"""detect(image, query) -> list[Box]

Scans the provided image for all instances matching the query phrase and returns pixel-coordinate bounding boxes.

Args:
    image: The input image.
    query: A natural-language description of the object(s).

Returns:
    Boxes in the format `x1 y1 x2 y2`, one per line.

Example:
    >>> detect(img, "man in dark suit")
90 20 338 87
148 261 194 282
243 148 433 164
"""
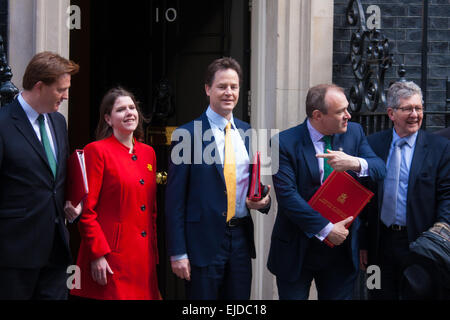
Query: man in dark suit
267 84 386 300
435 127 450 139
165 57 271 299
0 52 80 299
359 81 450 299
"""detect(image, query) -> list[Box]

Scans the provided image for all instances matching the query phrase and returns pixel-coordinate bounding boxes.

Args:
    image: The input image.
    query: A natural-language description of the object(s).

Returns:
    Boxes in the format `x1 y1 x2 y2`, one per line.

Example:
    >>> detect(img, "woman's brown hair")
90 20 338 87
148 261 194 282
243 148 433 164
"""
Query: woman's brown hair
95 87 146 142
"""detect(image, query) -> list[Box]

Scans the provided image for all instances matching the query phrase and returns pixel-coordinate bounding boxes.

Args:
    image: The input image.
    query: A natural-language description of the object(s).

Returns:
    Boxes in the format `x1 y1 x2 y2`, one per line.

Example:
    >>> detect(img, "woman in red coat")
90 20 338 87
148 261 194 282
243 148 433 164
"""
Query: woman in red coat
71 87 160 300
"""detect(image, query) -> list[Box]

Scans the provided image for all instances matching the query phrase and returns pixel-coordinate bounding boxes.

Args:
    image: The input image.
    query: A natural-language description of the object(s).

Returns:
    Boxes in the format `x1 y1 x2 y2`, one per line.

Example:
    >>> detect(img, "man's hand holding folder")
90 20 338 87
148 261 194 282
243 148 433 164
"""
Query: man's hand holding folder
65 150 88 222
246 152 271 210
326 216 353 246
64 201 82 223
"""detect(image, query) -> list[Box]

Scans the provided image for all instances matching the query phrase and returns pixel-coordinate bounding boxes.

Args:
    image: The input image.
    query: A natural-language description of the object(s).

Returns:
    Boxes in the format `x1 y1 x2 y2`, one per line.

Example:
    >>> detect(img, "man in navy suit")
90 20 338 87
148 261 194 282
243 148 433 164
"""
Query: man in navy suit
165 57 271 299
0 52 80 299
359 81 450 299
267 84 386 300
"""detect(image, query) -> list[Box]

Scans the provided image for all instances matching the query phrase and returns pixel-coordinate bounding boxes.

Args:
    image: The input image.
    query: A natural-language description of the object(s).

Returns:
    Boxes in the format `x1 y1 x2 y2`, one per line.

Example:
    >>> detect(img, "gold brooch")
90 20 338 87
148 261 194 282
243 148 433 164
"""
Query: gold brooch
147 164 153 172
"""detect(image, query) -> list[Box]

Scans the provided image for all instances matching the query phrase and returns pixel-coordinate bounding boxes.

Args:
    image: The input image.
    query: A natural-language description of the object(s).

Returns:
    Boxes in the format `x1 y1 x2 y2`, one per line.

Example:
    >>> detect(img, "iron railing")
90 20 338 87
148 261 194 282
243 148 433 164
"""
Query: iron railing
0 35 18 106
346 0 450 135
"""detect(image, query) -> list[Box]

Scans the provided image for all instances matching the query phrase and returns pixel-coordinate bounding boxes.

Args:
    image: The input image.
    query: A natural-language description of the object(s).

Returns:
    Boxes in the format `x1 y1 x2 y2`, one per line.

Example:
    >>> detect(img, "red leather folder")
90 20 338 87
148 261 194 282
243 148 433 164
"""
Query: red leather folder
248 152 262 201
308 171 374 247
66 149 89 207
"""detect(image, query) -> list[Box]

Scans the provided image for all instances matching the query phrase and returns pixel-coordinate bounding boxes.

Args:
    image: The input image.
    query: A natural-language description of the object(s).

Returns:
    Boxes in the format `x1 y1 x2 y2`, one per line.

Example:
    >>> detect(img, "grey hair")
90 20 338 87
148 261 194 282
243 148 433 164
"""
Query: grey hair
386 81 423 109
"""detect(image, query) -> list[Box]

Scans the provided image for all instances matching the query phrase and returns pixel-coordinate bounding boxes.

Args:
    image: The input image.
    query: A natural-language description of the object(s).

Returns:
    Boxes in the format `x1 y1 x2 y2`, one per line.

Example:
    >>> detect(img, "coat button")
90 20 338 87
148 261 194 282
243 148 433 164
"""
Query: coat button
222 212 226 217
132 155 137 161
141 231 147 237
141 205 146 211
140 179 145 185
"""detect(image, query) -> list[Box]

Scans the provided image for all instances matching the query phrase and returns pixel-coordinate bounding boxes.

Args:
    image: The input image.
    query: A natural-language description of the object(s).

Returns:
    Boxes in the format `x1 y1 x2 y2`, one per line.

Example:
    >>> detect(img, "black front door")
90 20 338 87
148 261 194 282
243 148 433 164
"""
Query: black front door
69 0 250 299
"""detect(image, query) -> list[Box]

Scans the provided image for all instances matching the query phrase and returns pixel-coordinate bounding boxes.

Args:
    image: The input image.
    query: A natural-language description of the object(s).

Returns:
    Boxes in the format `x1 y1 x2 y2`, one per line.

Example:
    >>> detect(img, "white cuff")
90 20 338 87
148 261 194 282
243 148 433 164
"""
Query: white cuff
315 222 334 241
354 158 369 177
170 253 189 261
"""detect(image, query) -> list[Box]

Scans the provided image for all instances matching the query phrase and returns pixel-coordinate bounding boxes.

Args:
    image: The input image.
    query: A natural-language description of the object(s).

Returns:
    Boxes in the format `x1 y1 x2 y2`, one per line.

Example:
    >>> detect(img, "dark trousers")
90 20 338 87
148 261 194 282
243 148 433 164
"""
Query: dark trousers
369 225 414 300
277 238 357 300
0 226 69 300
186 225 252 300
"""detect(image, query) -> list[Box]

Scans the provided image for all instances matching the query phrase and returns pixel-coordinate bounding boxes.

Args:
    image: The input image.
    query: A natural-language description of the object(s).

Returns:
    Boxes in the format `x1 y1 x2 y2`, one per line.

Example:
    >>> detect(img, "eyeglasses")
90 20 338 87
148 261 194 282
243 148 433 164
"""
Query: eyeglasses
394 106 424 114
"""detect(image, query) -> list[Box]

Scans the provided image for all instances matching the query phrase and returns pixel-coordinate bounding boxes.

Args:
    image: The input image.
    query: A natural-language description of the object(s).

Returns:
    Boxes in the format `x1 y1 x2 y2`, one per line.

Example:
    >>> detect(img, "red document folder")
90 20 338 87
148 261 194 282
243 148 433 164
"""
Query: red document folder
308 171 374 247
248 152 262 201
66 149 89 207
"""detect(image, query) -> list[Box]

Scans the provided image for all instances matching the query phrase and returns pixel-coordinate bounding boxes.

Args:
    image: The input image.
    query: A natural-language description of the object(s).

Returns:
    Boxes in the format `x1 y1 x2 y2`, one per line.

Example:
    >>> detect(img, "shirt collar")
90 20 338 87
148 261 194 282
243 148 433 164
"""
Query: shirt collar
392 128 418 148
206 106 236 131
18 92 41 124
307 119 325 143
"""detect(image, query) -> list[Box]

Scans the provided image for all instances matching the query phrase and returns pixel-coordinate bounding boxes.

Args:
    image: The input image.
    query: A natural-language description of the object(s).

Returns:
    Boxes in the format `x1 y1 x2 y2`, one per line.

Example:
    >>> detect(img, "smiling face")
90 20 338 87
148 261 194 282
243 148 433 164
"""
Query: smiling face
37 73 71 113
205 68 240 120
316 88 351 135
104 96 139 136
388 94 423 138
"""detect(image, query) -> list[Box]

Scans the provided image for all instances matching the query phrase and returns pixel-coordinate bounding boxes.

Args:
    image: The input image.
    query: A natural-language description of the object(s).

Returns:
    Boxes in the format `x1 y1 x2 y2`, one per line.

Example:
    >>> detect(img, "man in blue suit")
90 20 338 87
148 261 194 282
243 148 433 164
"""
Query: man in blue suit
267 84 386 300
165 57 271 299
359 81 450 299
0 52 81 299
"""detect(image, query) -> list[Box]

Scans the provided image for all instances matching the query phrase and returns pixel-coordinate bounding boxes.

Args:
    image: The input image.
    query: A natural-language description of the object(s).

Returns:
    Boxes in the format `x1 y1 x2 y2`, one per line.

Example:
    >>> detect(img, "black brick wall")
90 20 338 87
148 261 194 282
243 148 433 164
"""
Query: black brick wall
0 0 7 54
333 0 450 130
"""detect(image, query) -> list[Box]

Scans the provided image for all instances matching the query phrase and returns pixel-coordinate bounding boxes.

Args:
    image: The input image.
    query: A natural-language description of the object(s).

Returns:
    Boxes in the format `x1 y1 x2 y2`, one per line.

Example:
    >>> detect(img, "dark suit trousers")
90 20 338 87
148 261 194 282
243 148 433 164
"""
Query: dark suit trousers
0 224 68 300
277 238 357 300
369 225 414 300
186 224 252 300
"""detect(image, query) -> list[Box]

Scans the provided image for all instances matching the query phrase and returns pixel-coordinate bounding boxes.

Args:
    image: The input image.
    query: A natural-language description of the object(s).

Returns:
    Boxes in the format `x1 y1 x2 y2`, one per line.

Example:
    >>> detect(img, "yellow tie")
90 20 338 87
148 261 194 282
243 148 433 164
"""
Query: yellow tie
224 122 236 222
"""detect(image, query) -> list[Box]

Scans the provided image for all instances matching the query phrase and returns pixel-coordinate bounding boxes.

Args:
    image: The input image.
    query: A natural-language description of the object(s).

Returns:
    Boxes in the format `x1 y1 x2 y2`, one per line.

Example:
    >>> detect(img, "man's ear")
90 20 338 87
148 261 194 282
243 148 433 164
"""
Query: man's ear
33 81 44 93
205 84 211 97
386 107 395 121
311 109 323 121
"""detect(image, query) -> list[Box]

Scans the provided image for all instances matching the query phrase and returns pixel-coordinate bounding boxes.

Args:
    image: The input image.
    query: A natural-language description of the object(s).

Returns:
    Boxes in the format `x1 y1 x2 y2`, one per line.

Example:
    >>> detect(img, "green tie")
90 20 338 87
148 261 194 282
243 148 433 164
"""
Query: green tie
38 114 57 178
322 135 333 182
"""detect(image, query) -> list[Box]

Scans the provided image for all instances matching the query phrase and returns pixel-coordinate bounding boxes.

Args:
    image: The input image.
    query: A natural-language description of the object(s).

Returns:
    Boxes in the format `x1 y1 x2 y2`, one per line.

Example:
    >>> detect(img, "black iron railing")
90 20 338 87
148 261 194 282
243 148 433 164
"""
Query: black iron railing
0 35 18 106
346 0 450 134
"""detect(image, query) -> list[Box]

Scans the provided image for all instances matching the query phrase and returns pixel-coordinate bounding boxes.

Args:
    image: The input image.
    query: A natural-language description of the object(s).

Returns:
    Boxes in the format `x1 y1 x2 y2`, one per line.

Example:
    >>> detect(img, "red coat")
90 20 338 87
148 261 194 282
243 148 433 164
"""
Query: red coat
71 135 160 300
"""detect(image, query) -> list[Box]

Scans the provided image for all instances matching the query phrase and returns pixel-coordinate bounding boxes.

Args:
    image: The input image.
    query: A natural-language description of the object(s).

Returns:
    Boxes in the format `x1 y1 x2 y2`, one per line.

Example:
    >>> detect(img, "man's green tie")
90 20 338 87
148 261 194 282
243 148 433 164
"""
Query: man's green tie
38 114 57 178
322 135 333 182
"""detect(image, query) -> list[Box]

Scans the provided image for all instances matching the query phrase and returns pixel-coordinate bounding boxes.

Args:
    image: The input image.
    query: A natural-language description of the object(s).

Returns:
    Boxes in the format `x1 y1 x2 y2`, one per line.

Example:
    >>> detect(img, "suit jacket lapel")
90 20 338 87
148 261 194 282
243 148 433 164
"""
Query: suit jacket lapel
407 130 427 201
200 112 226 185
377 130 393 209
299 122 321 184
380 130 393 163
10 100 53 174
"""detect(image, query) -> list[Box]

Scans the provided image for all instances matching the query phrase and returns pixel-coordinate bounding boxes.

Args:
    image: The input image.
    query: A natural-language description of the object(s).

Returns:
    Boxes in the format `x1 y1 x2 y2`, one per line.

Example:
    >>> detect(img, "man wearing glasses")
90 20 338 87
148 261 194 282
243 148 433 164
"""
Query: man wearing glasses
359 81 450 299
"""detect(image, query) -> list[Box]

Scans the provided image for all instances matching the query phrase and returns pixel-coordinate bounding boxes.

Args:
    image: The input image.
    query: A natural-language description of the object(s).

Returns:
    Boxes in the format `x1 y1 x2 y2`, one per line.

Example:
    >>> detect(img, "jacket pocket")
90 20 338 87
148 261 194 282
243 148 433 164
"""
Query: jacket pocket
111 223 122 252
0 208 27 219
